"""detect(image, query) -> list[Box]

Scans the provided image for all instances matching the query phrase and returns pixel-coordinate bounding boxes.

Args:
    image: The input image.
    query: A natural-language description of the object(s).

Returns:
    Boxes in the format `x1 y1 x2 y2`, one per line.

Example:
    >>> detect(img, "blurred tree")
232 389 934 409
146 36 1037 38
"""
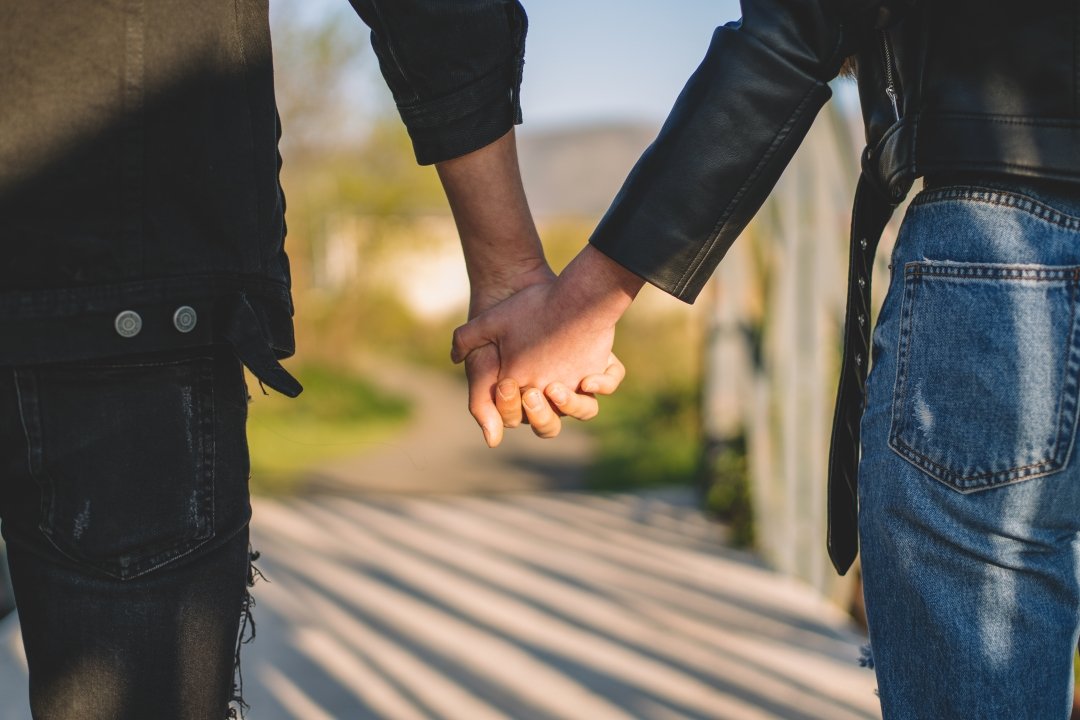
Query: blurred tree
271 0 372 156
269 1 457 368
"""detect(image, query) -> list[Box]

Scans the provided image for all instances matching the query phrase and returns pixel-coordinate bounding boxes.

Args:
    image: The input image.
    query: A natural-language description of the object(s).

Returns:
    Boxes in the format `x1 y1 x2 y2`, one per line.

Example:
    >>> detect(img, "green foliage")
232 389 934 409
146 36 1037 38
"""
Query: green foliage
332 123 449 217
284 123 448 227
586 383 700 492
278 121 463 372
246 363 411 495
702 436 755 548
275 364 408 421
272 0 374 154
573 259 708 496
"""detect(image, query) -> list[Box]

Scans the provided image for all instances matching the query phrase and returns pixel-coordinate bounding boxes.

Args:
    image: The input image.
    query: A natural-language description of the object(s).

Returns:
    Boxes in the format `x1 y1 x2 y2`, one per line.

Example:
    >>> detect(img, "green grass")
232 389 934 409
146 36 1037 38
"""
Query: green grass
246 364 411 495
701 435 755 548
584 384 756 548
585 383 701 492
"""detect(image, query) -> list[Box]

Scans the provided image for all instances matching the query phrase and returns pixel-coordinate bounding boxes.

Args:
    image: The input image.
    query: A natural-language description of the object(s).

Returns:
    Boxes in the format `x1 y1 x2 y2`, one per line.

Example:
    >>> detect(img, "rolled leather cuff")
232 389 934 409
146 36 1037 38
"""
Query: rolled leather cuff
589 24 831 304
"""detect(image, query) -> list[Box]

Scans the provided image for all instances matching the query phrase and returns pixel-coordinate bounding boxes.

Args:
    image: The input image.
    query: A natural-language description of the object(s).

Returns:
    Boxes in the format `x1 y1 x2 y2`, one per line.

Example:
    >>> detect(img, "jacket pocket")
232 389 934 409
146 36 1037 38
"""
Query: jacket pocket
15 354 216 580
888 261 1080 492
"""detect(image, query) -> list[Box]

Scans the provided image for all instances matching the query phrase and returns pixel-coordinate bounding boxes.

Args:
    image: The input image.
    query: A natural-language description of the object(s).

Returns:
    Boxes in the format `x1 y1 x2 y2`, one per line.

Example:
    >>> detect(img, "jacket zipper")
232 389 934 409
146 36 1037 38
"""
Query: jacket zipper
879 30 901 122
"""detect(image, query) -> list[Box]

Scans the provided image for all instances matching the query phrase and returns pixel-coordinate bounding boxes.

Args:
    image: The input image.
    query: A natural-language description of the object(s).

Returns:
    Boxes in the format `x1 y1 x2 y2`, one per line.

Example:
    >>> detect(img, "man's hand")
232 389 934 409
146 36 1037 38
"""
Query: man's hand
452 244 643 446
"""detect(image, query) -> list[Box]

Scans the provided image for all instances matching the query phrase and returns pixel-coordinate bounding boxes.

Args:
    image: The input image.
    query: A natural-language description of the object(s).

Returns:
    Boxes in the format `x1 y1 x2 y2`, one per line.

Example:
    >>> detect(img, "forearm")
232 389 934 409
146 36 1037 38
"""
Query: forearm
435 128 552 315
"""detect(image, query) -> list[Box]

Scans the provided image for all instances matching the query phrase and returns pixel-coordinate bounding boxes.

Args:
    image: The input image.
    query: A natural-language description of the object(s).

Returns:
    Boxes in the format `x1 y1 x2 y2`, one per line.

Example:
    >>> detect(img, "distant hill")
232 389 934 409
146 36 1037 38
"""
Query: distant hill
517 123 659 220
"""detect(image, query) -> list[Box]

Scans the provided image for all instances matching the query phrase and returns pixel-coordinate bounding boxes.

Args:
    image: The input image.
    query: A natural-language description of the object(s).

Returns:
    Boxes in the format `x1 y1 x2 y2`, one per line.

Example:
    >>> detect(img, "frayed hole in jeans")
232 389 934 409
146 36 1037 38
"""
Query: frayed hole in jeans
858 644 880 697
227 547 266 719
858 642 875 669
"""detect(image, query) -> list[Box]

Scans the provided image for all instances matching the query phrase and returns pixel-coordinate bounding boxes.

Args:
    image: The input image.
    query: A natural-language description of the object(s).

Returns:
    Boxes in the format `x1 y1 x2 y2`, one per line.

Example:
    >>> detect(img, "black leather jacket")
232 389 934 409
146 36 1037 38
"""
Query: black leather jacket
589 0 1080 302
0 0 525 393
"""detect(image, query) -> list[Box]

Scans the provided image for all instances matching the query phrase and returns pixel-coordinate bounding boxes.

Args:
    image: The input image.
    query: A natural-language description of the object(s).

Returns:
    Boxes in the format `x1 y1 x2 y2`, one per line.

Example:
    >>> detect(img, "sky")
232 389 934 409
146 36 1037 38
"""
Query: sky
514 1 742 128
275 0 743 131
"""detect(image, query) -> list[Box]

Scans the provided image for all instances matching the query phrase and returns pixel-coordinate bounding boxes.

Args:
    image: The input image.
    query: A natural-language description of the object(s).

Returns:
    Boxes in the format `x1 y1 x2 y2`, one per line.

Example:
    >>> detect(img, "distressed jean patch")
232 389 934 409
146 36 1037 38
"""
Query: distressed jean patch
888 261 1080 492
14 354 216 579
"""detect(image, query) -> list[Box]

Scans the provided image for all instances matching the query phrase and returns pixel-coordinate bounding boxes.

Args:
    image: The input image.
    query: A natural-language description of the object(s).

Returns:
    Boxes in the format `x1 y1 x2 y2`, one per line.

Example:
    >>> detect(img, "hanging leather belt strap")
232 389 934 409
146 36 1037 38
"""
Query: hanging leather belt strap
827 166 898 574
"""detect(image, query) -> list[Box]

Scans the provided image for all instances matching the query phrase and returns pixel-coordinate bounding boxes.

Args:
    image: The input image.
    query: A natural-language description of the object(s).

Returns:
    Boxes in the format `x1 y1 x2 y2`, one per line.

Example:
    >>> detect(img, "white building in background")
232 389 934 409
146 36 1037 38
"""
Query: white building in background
315 214 470 321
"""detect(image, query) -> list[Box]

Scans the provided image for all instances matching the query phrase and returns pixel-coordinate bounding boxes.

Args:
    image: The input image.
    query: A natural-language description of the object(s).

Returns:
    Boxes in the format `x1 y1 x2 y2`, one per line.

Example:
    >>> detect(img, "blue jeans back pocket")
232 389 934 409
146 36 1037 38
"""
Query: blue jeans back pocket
15 355 216 579
888 261 1080 492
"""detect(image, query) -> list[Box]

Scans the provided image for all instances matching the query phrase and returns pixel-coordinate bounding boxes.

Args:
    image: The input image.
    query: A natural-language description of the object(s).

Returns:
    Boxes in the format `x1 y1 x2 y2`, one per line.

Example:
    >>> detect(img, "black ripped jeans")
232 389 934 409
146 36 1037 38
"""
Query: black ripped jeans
0 346 253 719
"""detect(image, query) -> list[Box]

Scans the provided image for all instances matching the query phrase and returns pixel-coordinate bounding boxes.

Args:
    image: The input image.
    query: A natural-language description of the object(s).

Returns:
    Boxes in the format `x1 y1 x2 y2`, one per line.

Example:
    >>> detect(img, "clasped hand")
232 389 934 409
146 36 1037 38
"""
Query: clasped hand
451 246 637 447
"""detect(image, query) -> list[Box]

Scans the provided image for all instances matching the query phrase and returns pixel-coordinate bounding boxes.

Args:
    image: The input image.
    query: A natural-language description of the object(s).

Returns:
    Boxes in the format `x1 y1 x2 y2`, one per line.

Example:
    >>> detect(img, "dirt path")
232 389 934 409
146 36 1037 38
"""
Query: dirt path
302 357 594 495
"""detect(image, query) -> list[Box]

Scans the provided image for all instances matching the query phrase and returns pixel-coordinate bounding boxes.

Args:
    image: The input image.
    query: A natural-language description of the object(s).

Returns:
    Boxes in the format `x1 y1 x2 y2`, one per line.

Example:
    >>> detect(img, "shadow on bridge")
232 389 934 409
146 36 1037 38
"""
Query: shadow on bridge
0 490 878 719
237 490 878 720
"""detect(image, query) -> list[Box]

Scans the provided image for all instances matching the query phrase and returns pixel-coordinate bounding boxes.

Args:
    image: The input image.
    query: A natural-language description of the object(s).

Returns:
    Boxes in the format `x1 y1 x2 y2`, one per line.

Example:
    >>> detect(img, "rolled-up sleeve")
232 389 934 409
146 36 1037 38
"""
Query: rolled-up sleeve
347 0 527 165
588 0 890 303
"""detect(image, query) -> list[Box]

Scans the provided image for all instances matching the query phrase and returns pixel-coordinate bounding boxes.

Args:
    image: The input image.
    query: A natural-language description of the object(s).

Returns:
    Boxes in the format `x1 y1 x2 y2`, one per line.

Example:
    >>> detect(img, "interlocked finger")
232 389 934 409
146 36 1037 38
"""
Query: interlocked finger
545 382 600 421
521 387 561 438
580 353 626 395
495 378 524 428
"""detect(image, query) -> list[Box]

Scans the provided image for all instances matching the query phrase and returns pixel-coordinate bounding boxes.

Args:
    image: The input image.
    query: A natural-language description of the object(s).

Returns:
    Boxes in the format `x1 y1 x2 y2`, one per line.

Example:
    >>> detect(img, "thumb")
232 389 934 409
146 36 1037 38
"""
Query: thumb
451 311 498 364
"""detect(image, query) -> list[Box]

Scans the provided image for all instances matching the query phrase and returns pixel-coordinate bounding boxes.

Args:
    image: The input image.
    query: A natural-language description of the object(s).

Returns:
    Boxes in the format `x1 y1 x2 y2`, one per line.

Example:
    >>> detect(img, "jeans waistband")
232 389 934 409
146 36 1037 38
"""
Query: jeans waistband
922 173 1080 216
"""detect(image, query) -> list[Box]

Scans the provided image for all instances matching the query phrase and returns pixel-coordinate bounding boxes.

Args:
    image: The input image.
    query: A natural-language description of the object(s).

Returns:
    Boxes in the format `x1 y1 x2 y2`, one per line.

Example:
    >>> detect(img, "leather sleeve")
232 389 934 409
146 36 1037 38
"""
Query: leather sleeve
346 0 527 165
589 1 889 303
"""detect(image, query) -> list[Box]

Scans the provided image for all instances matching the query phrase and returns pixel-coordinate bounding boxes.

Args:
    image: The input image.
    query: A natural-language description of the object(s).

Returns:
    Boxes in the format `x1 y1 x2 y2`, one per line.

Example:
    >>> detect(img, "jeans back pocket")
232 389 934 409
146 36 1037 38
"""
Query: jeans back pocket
15 355 216 579
889 262 1080 492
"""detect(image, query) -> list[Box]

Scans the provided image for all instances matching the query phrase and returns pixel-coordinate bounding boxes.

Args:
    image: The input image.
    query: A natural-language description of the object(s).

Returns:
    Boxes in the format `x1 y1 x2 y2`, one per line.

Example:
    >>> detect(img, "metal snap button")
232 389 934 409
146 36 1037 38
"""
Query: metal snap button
173 306 198 334
114 310 142 338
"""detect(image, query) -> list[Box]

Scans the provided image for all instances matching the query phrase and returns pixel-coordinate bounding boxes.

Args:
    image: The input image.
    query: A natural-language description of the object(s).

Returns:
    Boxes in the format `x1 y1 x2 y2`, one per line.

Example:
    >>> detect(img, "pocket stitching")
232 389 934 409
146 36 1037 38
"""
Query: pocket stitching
887 261 1080 491
912 186 1080 232
17 357 217 580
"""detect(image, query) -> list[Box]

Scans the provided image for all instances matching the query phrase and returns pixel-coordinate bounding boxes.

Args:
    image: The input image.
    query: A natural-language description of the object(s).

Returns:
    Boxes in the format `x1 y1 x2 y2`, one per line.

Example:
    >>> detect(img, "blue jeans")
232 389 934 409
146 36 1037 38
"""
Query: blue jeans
860 179 1080 719
0 347 254 719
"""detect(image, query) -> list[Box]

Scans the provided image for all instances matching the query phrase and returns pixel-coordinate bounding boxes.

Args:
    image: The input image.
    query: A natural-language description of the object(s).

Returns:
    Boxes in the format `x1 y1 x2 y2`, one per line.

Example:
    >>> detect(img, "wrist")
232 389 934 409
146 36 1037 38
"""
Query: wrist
556 244 643 327
468 255 555 317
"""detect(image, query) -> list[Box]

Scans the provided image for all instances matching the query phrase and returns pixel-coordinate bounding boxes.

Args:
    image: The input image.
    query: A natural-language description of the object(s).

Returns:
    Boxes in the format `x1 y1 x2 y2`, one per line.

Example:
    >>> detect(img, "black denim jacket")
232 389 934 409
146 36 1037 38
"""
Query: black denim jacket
0 0 525 394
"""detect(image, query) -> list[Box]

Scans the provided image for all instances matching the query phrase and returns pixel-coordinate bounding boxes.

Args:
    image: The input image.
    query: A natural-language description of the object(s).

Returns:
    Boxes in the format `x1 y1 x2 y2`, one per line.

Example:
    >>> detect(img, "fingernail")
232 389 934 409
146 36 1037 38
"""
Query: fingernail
582 382 596 393
497 380 516 400
482 424 496 447
524 390 543 410
548 385 568 405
